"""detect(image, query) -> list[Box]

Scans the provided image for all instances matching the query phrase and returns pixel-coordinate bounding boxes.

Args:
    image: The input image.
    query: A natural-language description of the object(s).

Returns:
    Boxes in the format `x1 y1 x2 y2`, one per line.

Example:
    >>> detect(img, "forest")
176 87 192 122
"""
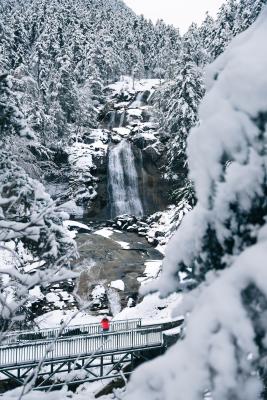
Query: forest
1 0 267 399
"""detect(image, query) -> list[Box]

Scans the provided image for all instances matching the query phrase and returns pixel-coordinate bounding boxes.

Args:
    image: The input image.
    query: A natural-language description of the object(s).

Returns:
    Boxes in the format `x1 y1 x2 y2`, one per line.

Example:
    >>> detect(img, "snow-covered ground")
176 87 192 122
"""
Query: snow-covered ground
35 309 101 329
4 382 114 400
114 291 182 325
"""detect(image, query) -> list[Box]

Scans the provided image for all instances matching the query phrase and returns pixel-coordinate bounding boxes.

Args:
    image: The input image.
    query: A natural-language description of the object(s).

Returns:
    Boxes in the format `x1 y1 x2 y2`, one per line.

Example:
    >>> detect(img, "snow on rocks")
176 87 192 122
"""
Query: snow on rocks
104 76 163 154
110 280 125 291
67 142 95 171
65 129 108 207
84 129 109 149
107 76 161 97
116 241 130 249
127 108 143 118
112 127 131 137
94 227 113 238
63 220 92 238
106 203 191 251
59 200 84 218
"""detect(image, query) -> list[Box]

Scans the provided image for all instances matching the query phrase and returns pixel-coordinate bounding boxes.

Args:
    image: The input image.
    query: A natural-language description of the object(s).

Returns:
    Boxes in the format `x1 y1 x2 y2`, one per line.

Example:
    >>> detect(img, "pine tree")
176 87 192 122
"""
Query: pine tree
0 71 76 330
125 8 267 400
210 0 239 58
234 0 267 34
182 23 208 67
157 59 204 206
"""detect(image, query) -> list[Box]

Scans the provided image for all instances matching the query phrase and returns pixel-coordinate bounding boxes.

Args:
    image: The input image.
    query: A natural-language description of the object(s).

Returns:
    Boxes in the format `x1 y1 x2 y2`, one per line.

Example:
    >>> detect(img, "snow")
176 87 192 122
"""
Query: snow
46 292 60 302
110 280 125 291
63 220 91 238
112 127 131 137
116 241 130 249
63 220 91 231
4 383 113 400
143 260 161 281
35 310 100 329
146 7 267 297
115 292 182 325
67 142 94 170
59 200 84 218
127 108 142 117
108 76 160 95
94 227 113 238
146 204 191 253
126 242 267 400
124 8 267 400
91 284 106 299
88 129 109 151
29 286 44 300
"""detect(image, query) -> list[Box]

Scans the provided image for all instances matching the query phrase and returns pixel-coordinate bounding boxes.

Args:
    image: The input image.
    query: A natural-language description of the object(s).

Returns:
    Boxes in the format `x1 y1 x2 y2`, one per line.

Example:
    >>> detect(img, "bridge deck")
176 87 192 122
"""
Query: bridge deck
0 325 163 368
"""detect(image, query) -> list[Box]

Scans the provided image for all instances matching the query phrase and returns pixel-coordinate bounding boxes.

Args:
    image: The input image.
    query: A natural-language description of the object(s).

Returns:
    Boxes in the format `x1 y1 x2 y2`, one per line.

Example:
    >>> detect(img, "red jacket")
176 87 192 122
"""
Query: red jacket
101 318 110 331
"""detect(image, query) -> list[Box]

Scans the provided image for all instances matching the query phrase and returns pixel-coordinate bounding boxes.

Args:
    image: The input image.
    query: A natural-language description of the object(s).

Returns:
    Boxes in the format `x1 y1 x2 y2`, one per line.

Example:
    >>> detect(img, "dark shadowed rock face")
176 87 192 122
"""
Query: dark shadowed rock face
133 144 169 216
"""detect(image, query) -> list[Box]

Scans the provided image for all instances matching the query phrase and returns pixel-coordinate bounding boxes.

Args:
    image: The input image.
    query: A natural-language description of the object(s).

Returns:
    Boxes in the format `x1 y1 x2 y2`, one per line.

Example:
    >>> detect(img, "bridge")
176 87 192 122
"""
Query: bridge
0 318 182 391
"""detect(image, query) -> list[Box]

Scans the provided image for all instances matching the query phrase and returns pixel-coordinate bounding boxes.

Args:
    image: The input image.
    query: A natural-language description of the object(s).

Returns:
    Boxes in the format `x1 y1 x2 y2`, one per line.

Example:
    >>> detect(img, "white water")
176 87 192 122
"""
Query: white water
108 111 116 129
130 92 144 108
108 140 143 218
119 111 126 127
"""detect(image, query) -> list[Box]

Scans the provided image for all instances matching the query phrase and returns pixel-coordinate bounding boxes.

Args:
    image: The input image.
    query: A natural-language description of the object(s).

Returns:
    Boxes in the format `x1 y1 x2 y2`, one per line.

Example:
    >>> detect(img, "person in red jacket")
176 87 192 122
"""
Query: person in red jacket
101 315 110 333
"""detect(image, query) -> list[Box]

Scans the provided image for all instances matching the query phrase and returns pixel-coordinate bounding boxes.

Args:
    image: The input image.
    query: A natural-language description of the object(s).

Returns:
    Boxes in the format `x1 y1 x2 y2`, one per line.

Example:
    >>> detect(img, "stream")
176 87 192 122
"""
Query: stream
73 225 163 312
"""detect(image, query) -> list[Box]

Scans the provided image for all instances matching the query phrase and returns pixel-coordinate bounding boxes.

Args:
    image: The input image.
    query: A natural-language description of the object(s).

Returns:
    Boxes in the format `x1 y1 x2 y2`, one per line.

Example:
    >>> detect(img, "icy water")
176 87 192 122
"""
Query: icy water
108 140 143 218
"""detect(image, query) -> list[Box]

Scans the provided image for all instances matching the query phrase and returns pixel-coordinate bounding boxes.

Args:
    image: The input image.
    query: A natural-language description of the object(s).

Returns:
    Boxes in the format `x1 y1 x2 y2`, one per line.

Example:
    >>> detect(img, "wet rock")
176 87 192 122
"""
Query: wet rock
143 145 161 163
74 229 163 310
132 133 157 149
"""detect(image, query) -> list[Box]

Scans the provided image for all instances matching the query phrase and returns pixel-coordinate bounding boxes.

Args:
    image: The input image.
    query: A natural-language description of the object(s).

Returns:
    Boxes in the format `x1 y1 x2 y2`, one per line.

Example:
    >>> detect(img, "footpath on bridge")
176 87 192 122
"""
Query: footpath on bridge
0 318 183 391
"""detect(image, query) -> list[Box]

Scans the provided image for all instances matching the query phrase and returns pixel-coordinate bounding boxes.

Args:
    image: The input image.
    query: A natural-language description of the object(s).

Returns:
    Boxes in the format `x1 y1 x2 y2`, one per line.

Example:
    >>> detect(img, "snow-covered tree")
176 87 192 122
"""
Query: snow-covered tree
182 23 208 67
0 72 76 331
125 7 267 400
234 0 267 34
156 59 204 206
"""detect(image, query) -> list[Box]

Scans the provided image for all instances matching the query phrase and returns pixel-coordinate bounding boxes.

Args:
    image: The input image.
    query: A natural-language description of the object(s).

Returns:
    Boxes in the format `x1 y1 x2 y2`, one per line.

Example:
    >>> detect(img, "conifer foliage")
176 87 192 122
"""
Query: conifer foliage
0 0 181 149
156 0 267 208
126 6 267 400
0 72 76 330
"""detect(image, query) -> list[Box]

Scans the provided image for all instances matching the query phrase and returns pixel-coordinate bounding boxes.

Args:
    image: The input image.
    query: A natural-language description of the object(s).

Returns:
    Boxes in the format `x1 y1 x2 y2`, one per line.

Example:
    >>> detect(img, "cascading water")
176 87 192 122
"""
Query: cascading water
130 92 144 108
108 111 116 129
108 140 143 218
119 110 126 127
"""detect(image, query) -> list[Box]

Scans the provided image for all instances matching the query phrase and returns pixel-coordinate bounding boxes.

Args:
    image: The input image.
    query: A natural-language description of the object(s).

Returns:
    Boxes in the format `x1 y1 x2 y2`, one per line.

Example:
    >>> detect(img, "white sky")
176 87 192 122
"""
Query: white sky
124 0 225 34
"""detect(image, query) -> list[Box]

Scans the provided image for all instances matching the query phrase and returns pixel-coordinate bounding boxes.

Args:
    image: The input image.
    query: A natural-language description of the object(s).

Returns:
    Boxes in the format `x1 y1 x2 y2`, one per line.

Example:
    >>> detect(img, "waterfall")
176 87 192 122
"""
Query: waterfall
130 92 144 108
119 111 126 127
108 140 143 218
108 111 116 130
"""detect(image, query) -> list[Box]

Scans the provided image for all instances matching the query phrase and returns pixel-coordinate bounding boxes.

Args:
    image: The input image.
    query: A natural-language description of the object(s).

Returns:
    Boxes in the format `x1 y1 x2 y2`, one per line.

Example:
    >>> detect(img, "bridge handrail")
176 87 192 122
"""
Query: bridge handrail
0 324 163 350
1 318 142 345
0 326 163 367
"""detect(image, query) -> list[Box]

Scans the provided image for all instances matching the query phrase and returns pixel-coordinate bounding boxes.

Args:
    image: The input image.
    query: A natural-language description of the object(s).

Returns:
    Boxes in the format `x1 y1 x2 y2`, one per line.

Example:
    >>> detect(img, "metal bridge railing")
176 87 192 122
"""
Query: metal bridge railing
0 326 163 367
1 318 141 345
